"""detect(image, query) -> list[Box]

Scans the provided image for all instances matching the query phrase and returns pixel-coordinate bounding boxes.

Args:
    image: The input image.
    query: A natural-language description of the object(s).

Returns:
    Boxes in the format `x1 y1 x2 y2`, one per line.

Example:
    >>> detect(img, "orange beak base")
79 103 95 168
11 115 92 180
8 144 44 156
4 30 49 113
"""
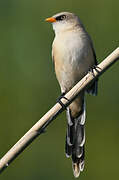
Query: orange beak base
45 17 56 23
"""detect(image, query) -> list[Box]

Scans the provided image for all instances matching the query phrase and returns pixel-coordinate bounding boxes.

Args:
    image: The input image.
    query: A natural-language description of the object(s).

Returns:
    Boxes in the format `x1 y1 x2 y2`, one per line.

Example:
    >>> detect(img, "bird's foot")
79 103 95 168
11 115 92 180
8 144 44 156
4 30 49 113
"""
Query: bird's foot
56 92 69 110
88 65 101 77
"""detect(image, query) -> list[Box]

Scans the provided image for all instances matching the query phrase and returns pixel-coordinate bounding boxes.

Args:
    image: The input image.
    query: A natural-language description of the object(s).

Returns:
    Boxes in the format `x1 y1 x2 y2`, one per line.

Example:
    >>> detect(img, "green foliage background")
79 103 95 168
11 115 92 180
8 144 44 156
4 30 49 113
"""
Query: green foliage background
0 0 119 179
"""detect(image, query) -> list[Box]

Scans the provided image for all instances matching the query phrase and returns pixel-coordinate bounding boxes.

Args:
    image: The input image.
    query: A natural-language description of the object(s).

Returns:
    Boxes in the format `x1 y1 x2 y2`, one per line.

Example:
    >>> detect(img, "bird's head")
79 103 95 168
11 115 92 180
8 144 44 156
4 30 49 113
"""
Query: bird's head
45 12 83 34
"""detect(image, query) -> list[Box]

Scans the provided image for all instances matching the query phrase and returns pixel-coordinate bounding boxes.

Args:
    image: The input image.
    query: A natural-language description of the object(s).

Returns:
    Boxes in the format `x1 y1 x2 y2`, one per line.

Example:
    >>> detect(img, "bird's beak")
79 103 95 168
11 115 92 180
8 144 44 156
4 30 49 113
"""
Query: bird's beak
45 17 56 23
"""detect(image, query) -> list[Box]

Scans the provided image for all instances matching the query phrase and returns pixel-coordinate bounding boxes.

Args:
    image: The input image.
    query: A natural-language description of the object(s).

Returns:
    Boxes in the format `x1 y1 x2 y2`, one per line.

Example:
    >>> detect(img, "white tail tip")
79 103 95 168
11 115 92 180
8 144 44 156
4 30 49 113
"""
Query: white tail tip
72 163 80 178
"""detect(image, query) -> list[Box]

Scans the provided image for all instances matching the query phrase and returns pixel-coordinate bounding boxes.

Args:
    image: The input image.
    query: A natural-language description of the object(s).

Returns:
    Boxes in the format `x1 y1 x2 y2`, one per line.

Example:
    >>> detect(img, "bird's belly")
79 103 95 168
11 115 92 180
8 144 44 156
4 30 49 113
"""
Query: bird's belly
55 53 91 92
56 64 82 92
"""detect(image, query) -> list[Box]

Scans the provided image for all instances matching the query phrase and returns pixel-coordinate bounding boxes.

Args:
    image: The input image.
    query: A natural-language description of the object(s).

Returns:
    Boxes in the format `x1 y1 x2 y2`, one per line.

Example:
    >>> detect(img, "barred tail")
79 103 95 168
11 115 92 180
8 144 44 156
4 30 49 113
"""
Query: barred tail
65 101 86 178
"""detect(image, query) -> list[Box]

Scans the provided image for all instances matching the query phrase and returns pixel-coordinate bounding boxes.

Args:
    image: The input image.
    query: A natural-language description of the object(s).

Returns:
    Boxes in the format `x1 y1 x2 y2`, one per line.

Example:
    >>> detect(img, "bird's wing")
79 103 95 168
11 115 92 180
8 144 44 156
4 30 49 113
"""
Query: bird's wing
91 44 98 65
88 33 98 65
86 34 98 96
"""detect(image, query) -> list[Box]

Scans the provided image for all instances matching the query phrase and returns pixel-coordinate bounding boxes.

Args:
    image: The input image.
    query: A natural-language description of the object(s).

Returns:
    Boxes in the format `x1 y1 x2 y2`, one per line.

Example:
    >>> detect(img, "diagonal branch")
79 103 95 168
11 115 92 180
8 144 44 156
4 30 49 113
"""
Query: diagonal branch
0 48 119 174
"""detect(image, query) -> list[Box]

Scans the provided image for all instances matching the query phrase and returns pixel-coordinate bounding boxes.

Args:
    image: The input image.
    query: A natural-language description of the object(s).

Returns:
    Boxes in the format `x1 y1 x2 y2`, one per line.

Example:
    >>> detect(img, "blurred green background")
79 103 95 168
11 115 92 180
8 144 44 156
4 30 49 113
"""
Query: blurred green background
0 0 119 179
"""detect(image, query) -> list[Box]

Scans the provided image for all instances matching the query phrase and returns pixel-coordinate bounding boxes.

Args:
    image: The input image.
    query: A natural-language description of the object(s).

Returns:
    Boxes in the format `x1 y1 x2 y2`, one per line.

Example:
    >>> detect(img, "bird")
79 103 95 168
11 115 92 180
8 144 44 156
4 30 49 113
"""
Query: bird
45 12 98 178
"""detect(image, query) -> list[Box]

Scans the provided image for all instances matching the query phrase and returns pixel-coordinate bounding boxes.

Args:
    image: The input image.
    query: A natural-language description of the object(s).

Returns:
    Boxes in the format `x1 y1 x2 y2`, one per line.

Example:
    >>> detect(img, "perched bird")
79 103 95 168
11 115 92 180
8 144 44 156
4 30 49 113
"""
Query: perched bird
45 12 98 178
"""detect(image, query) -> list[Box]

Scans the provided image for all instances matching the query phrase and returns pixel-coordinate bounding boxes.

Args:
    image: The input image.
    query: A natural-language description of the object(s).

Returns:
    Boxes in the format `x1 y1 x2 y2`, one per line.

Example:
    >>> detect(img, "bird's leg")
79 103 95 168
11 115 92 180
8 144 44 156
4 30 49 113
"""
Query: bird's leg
57 92 70 110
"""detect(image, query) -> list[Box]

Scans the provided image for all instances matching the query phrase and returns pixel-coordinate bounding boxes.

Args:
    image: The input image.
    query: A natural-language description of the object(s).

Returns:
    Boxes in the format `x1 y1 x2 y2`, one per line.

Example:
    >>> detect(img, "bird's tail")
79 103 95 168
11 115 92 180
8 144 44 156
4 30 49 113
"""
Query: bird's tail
65 97 86 178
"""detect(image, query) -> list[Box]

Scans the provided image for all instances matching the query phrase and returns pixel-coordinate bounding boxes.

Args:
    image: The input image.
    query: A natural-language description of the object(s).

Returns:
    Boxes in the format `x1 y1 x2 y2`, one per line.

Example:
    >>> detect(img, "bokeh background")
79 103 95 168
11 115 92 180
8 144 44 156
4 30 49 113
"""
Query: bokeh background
0 0 119 179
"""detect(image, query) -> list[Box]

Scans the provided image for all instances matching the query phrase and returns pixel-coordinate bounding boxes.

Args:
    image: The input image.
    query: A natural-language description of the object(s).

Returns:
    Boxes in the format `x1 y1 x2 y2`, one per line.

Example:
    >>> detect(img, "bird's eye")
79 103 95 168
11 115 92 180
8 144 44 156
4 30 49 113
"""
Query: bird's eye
61 15 66 20
56 15 66 21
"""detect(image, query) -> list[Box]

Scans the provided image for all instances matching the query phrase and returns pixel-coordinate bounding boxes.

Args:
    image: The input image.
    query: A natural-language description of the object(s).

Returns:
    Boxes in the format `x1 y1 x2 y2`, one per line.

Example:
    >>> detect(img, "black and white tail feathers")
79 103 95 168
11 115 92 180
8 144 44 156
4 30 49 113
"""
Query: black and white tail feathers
65 102 86 178
65 80 98 178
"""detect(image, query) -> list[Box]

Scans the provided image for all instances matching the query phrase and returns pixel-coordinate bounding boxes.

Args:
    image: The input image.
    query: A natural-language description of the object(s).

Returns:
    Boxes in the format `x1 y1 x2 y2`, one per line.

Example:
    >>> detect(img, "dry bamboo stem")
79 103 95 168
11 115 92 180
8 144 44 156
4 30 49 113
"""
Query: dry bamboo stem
0 48 119 174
